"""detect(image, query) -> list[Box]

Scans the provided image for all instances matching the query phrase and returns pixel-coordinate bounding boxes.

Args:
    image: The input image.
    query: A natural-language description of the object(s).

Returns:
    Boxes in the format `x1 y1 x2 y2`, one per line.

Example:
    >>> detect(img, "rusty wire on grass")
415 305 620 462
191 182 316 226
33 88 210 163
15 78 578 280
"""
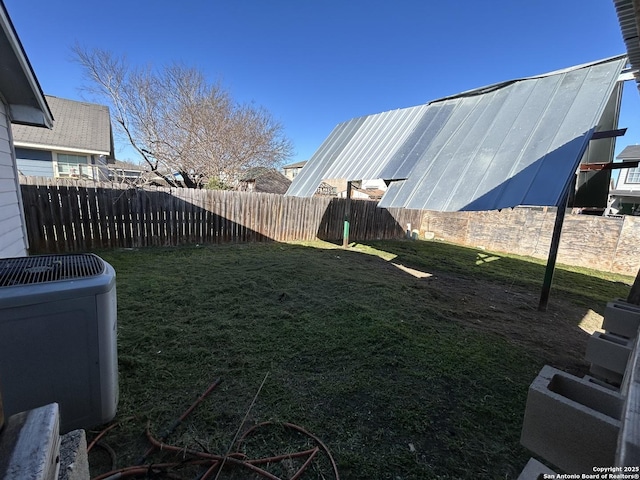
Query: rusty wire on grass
237 422 340 480
88 377 340 480
137 378 223 465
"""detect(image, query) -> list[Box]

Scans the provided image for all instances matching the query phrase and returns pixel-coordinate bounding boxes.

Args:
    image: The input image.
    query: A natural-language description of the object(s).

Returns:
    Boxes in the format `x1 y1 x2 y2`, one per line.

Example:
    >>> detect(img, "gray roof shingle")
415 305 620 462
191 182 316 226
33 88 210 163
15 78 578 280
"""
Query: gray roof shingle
238 167 291 194
617 145 640 160
12 95 113 157
283 160 308 169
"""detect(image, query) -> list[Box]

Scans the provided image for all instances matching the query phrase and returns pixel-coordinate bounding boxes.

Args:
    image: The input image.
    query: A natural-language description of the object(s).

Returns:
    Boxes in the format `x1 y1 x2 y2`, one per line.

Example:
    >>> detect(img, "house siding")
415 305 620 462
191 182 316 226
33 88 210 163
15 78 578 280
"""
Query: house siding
618 167 640 191
0 102 28 258
14 147 112 180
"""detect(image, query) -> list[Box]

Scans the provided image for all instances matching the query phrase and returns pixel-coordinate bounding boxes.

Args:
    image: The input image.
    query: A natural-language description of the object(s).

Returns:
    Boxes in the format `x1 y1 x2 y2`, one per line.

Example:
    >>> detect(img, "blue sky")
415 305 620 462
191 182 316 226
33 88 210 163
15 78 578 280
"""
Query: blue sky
4 0 639 166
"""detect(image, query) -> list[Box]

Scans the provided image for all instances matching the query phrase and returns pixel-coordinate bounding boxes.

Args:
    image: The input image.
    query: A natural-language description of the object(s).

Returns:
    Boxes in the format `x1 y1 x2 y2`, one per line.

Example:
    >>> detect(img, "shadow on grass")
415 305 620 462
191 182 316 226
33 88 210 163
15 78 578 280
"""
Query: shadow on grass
90 240 632 480
354 238 633 313
318 237 632 379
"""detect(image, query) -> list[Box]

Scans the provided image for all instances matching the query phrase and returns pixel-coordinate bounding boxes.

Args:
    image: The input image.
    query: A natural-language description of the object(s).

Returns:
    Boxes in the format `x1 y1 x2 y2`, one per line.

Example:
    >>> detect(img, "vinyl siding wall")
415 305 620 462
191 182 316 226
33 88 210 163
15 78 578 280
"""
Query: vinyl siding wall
15 148 111 180
0 102 28 258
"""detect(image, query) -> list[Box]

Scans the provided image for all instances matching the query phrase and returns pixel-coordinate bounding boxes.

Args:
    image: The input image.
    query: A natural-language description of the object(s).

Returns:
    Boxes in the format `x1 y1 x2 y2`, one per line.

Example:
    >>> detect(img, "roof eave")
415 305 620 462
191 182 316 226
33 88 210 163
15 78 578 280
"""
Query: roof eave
13 140 111 157
614 0 640 91
0 1 53 128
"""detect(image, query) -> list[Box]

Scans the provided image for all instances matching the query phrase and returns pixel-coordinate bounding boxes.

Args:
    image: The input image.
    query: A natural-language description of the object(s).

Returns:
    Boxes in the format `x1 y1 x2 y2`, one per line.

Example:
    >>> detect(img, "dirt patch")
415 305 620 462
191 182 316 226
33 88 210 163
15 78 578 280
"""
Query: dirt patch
406 270 603 376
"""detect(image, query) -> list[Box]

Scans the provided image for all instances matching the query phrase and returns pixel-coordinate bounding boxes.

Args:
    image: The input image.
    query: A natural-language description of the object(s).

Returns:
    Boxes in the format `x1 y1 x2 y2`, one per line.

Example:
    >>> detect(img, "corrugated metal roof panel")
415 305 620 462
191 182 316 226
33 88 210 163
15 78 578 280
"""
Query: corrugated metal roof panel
286 116 366 197
287 55 627 212
379 101 456 180
323 105 428 181
614 0 640 90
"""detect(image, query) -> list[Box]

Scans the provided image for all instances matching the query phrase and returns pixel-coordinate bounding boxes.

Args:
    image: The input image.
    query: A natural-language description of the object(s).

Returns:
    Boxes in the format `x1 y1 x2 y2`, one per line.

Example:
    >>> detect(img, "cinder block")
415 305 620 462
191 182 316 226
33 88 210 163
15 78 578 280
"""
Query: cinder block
588 364 623 387
59 430 89 480
583 374 620 391
520 365 623 473
603 301 640 339
516 457 556 480
585 331 634 375
614 298 640 310
0 403 60 480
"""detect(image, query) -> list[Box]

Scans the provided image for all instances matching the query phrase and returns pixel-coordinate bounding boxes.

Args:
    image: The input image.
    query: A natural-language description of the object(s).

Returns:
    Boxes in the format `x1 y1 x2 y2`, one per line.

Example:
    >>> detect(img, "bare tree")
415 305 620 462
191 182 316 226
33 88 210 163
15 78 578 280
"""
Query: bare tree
73 45 294 188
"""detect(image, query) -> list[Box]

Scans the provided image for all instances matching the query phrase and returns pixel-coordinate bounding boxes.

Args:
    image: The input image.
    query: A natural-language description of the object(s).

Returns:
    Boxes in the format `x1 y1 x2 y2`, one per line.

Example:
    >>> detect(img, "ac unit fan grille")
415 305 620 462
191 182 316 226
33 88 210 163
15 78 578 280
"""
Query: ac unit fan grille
0 254 105 287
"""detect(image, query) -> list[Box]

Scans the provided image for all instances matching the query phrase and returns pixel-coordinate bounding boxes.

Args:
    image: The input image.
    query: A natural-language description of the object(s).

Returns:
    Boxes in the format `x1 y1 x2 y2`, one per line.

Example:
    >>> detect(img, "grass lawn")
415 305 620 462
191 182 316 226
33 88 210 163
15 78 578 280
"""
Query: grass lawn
89 239 634 479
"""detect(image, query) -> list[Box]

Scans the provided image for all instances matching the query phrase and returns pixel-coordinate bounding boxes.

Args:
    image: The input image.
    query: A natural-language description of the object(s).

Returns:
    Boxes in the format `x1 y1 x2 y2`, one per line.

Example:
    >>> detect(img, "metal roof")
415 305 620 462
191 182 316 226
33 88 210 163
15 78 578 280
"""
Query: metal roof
614 0 640 91
286 55 627 211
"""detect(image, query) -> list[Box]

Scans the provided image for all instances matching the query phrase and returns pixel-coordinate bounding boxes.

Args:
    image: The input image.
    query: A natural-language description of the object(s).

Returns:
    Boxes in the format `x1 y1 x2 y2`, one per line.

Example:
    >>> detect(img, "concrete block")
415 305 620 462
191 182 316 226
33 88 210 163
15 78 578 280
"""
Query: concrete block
585 331 633 375
614 298 640 311
588 364 623 387
0 403 60 480
583 374 620 391
59 430 89 480
516 457 556 480
520 365 623 473
603 301 640 339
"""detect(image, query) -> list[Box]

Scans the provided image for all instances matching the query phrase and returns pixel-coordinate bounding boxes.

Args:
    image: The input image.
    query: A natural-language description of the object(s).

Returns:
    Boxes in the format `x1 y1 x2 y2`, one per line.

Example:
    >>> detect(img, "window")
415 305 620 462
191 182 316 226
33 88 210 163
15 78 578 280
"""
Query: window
57 153 89 177
627 167 640 184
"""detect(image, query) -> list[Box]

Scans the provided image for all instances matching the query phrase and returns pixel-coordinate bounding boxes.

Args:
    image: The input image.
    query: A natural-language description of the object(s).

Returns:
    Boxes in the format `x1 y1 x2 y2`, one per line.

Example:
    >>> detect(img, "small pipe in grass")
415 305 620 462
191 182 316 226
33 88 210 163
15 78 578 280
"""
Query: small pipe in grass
136 378 222 465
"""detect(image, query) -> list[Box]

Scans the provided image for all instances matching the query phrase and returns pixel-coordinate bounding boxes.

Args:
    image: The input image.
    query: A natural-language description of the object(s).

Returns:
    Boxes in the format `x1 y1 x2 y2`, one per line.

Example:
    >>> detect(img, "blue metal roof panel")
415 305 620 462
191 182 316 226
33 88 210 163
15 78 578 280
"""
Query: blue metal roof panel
441 80 541 211
455 77 563 211
516 59 623 207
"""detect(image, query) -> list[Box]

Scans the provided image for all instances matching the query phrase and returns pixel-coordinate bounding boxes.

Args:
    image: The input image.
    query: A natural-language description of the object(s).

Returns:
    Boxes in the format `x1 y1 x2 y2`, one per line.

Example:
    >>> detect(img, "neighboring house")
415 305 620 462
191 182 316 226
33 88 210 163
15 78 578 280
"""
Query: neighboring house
337 185 386 201
283 160 307 180
284 160 387 199
609 145 640 215
361 178 387 191
319 178 347 197
315 182 337 197
108 160 148 184
236 167 292 194
12 95 114 180
0 1 53 258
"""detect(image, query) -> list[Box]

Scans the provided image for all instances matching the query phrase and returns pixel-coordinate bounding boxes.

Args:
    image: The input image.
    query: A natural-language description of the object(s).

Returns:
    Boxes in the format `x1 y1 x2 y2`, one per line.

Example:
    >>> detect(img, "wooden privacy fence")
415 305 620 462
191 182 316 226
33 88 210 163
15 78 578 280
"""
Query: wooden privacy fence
19 181 422 254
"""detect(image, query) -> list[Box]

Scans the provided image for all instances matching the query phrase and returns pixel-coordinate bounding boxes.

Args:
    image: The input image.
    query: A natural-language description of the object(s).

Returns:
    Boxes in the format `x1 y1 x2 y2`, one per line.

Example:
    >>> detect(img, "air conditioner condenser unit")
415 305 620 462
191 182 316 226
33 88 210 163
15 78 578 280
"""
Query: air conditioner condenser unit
0 253 118 433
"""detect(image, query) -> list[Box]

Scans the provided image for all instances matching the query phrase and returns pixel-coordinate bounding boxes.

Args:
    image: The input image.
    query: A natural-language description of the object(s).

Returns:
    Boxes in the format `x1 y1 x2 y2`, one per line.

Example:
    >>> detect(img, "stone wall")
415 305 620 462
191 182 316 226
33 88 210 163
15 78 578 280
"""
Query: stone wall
420 208 640 276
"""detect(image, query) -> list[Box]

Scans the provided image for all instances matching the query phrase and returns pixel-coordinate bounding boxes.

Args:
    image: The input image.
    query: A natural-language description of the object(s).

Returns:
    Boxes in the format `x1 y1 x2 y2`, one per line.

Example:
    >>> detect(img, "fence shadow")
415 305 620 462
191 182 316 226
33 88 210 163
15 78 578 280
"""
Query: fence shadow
20 184 420 254
316 198 422 243
21 185 274 253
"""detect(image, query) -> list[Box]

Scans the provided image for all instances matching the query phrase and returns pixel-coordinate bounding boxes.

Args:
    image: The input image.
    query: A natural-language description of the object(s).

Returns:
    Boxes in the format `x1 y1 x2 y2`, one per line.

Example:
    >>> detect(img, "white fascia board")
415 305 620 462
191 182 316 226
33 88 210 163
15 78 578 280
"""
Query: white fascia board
13 141 110 156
